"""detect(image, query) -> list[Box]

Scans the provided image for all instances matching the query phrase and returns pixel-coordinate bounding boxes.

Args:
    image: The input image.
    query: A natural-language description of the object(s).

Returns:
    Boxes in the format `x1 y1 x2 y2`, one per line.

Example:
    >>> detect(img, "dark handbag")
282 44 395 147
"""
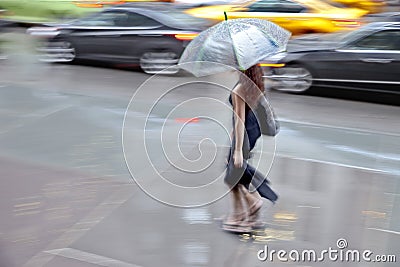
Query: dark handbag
255 95 280 136
224 150 247 187
225 157 278 203
247 165 278 203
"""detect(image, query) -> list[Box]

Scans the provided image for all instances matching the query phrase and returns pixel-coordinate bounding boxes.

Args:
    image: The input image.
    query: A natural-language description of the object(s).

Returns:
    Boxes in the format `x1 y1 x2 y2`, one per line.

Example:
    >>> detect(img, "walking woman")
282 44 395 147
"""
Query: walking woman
223 64 278 232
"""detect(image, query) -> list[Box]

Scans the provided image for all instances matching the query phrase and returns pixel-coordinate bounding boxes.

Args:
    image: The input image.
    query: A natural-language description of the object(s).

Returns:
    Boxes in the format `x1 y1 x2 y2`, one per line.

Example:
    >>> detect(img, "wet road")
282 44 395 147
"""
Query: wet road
0 31 399 267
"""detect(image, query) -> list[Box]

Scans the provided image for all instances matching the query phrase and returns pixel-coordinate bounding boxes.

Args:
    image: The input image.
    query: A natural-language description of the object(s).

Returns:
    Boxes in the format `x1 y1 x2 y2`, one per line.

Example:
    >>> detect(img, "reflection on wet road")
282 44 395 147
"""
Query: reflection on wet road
277 120 400 175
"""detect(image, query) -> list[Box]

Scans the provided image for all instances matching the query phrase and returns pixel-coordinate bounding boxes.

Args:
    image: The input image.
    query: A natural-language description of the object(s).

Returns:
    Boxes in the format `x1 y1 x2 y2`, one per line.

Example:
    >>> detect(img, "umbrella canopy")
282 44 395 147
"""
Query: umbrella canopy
179 18 291 77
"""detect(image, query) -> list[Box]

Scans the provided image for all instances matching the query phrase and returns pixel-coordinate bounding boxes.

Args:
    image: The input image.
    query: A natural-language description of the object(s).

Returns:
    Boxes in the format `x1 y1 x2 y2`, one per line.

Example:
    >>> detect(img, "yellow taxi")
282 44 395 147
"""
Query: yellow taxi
185 0 368 35
329 0 385 14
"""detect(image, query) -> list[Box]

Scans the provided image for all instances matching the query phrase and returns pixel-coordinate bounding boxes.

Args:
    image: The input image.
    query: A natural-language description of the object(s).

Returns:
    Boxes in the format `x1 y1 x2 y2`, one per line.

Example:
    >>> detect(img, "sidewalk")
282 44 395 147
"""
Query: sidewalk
9 153 397 267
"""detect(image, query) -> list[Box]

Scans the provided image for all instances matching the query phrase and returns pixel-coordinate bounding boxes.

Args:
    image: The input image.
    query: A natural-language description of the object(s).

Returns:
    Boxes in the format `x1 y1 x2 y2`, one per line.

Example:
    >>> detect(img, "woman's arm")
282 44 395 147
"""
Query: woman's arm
232 84 246 168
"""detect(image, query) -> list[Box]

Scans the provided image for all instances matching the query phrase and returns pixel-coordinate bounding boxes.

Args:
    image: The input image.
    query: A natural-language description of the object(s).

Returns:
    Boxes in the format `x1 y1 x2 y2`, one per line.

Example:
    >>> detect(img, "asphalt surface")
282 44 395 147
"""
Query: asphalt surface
0 31 399 267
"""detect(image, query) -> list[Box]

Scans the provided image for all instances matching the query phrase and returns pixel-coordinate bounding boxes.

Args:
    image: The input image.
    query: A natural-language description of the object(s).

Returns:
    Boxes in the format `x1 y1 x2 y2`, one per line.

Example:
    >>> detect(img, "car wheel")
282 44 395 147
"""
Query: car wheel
38 39 76 63
140 52 179 75
267 64 313 94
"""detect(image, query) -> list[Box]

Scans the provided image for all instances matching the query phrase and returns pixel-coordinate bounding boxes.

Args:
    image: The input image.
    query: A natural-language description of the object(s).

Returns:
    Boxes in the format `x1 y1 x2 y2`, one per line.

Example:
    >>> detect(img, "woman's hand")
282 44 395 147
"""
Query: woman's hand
233 150 243 168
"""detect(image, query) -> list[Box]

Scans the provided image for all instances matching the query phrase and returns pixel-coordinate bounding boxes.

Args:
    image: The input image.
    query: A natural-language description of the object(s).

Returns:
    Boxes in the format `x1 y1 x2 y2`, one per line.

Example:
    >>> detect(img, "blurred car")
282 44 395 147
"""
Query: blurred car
328 0 385 14
185 0 368 35
387 0 400 5
27 4 208 74
0 0 99 23
174 0 235 7
70 1 171 9
261 22 400 94
365 12 400 23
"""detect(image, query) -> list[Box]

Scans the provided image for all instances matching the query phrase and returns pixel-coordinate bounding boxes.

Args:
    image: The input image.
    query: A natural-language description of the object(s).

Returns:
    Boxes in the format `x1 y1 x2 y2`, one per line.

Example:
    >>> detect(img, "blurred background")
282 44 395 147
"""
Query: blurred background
0 1 399 267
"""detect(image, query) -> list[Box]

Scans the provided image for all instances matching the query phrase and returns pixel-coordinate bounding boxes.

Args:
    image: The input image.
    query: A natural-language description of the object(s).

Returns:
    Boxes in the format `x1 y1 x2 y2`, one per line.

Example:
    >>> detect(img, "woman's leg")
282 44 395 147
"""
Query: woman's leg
239 184 262 215
224 185 246 224
239 184 265 229
224 141 247 222
231 185 245 215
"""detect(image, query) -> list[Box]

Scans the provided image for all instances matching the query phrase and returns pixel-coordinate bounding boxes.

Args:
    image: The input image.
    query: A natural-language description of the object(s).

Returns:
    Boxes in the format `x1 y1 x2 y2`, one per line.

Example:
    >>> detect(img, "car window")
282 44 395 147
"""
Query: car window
247 0 307 13
73 11 127 26
153 9 211 29
122 12 161 27
72 11 160 27
349 30 400 50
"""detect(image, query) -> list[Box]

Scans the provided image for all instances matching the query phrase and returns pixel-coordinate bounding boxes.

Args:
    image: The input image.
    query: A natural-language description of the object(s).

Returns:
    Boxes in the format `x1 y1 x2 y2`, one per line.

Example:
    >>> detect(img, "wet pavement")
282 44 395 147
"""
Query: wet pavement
0 31 399 267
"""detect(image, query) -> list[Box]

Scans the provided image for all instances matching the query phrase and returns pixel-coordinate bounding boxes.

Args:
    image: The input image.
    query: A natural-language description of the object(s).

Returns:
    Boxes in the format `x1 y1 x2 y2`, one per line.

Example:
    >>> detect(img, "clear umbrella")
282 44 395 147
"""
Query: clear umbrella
179 17 291 76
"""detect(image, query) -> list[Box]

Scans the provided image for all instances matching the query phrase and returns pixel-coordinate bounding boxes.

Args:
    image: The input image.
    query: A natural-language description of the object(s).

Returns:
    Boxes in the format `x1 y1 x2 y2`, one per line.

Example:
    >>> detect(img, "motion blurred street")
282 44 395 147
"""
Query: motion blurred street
0 28 399 267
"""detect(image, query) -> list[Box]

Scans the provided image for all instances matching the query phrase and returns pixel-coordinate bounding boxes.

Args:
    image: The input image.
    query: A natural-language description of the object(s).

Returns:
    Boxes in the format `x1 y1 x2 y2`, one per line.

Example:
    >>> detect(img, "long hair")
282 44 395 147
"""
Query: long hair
243 65 265 93
238 65 265 108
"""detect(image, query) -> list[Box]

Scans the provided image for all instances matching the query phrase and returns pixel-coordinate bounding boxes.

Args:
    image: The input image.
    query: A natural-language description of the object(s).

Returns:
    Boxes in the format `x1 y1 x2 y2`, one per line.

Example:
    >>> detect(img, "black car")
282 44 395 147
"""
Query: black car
366 12 400 23
262 22 400 94
27 3 209 74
